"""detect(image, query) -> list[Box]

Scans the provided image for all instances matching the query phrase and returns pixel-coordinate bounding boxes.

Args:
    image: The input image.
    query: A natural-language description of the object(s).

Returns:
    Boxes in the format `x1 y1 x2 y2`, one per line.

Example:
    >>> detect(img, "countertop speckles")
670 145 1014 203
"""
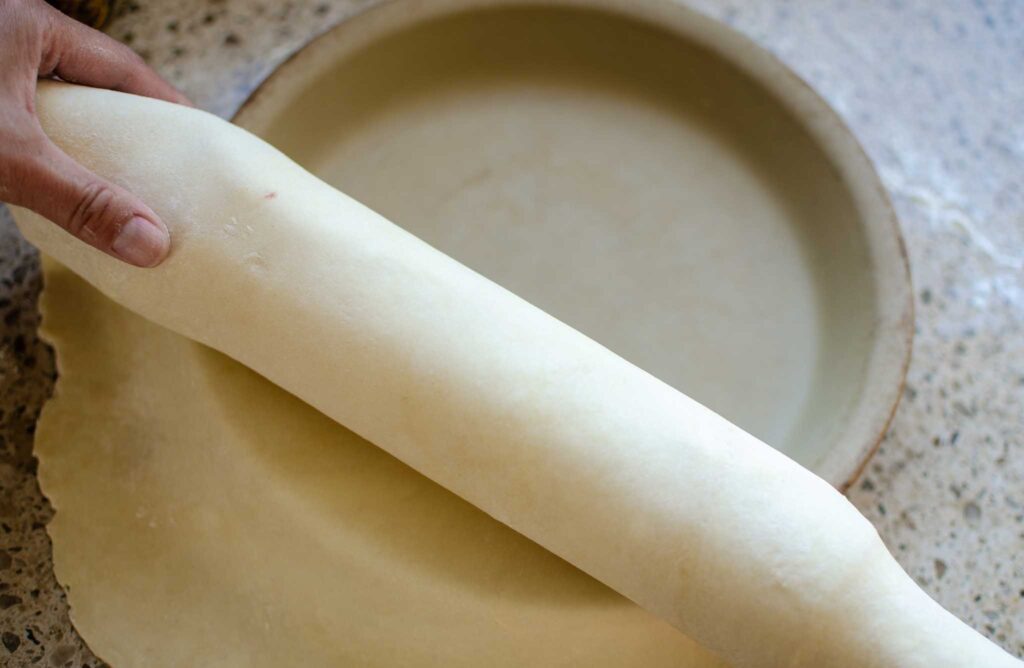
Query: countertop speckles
1 0 1022 665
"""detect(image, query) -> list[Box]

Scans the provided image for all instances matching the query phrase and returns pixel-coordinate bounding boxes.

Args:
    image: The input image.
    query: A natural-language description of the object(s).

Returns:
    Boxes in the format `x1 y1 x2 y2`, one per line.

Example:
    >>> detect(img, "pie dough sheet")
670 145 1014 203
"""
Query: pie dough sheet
16 83 1020 667
36 259 723 667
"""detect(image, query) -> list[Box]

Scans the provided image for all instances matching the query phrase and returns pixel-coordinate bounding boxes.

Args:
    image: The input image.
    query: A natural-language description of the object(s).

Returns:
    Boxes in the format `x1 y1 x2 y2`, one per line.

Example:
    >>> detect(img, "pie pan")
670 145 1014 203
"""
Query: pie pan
235 0 913 488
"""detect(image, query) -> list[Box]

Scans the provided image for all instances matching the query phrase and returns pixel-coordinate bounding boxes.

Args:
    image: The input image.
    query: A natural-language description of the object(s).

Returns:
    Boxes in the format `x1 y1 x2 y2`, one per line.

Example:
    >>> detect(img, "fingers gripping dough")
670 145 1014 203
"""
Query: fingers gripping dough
16 83 1021 667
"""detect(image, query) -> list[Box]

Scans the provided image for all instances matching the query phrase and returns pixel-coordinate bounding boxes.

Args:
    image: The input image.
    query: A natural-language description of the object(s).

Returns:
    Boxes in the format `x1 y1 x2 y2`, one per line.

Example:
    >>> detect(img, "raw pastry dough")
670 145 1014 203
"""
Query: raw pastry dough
16 83 1021 667
36 259 722 666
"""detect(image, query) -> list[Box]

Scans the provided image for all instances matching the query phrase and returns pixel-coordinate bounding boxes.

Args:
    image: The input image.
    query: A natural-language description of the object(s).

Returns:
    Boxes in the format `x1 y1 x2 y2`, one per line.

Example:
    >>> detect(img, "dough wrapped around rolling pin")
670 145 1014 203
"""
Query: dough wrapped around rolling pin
14 83 1020 667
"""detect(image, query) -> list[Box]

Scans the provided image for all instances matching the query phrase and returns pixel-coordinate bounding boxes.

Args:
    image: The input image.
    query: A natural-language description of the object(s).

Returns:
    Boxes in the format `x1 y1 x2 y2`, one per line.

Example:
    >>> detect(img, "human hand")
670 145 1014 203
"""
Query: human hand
0 0 191 267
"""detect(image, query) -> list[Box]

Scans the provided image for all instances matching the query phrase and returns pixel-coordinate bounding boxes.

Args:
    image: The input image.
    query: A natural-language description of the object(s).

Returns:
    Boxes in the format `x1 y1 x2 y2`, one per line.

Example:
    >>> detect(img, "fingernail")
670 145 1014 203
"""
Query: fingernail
111 216 170 267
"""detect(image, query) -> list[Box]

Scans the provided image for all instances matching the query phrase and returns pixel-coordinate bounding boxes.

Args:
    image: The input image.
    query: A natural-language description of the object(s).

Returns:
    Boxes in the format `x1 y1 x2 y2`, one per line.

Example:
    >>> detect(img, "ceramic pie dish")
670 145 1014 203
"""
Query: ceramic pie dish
235 0 913 489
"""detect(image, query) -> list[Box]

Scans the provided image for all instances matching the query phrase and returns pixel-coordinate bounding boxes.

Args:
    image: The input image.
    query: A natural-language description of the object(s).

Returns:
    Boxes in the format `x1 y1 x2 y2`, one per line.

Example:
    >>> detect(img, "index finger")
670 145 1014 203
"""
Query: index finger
38 2 191 106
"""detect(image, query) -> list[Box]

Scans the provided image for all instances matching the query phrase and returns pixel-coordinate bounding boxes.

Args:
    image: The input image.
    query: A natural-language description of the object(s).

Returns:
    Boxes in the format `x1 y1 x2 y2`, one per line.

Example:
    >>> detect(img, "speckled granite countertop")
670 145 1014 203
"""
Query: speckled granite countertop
1 0 1021 665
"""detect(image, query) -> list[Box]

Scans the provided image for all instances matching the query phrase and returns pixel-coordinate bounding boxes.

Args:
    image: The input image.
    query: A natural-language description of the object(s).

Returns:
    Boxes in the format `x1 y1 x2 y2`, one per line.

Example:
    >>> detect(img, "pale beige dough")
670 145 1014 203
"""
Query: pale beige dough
16 83 1021 667
36 259 723 666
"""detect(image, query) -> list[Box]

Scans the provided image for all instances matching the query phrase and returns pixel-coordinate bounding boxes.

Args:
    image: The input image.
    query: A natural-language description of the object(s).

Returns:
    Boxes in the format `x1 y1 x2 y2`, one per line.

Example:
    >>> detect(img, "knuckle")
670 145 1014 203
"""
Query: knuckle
67 181 120 242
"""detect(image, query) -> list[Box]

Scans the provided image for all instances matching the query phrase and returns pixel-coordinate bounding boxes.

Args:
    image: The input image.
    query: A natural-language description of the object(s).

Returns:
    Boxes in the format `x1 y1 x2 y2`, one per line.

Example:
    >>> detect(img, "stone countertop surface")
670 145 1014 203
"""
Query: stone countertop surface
1 0 1021 665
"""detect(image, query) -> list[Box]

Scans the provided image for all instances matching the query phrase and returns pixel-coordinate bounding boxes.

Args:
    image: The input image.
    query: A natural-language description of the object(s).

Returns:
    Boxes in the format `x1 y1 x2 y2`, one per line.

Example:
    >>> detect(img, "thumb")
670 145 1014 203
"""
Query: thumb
13 140 170 267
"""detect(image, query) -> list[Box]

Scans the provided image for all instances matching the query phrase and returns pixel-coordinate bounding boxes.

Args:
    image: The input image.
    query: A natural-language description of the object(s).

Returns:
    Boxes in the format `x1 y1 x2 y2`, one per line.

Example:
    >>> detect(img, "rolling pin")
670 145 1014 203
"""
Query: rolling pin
13 82 1021 667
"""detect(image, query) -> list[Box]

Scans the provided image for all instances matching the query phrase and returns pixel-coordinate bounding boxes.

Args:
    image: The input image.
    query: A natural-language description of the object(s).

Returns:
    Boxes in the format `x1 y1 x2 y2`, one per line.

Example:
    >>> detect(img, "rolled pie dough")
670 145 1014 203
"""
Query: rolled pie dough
15 83 1021 667
35 259 722 666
